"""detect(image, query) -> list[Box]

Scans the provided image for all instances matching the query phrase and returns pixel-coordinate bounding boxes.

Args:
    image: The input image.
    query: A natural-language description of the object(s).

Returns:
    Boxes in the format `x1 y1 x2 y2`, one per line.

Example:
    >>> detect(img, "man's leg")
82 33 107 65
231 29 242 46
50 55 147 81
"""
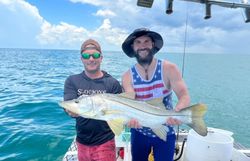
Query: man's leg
152 134 176 161
91 139 116 161
131 129 152 161
76 141 91 161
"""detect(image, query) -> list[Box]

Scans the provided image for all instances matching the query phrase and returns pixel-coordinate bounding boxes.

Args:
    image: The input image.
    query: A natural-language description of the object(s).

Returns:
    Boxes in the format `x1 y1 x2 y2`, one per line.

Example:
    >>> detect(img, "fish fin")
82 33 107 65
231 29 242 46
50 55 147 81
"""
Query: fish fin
118 92 136 99
107 118 126 136
186 103 208 136
145 98 166 110
151 125 167 141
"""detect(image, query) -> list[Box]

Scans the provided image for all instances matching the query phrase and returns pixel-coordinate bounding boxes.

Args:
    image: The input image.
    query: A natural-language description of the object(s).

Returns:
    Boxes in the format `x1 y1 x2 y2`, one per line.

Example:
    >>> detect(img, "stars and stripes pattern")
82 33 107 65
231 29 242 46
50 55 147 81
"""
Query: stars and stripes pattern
130 59 175 138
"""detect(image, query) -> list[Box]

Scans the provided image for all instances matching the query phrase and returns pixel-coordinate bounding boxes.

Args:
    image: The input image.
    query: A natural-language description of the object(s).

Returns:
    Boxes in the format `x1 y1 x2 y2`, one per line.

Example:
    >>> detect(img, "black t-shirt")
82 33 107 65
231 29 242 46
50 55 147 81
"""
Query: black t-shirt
63 71 122 145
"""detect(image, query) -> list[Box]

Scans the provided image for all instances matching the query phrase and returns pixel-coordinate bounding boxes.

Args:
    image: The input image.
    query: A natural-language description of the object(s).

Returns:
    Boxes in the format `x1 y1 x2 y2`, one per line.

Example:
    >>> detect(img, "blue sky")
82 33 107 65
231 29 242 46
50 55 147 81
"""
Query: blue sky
0 0 249 54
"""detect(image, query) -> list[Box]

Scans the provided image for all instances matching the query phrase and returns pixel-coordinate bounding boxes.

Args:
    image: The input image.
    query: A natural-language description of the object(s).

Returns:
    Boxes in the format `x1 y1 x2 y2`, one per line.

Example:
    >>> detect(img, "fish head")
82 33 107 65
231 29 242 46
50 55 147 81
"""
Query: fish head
59 95 107 118
79 95 108 118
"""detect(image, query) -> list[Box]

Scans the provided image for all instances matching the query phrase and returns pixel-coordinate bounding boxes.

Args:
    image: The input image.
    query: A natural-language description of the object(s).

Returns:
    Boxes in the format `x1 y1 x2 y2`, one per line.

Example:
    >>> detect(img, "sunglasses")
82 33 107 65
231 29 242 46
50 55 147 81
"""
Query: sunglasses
81 52 101 59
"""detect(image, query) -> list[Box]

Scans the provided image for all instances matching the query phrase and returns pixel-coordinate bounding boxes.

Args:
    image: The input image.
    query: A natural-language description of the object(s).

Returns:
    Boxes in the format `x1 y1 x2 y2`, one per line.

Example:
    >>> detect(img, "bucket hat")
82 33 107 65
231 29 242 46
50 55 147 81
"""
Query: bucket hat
122 28 163 57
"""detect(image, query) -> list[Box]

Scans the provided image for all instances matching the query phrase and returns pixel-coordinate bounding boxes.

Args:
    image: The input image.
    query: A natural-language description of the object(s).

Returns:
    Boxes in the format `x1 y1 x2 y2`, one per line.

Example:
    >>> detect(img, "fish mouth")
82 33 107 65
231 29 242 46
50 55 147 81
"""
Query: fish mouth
58 101 66 108
59 102 75 113
59 101 97 118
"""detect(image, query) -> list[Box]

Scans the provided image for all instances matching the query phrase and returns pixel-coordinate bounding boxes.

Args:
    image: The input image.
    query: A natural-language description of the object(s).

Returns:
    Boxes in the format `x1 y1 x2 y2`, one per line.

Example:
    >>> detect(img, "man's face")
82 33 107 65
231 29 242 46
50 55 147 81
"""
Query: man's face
132 35 154 66
81 47 102 74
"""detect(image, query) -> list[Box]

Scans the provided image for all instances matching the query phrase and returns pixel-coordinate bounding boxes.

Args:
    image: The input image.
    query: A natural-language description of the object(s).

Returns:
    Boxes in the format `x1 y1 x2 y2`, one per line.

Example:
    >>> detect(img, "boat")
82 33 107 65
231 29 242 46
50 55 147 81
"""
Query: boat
62 127 250 161
62 1 250 160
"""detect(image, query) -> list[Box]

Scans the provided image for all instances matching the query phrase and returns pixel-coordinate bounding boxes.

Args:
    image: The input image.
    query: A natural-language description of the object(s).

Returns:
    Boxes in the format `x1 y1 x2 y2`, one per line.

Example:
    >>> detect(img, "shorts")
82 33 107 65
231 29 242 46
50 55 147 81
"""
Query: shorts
131 128 176 161
76 139 116 161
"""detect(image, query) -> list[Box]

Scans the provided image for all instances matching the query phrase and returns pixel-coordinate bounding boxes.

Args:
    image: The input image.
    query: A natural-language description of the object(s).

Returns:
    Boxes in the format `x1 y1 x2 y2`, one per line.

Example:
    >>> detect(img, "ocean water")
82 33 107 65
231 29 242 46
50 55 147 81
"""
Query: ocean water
0 48 250 160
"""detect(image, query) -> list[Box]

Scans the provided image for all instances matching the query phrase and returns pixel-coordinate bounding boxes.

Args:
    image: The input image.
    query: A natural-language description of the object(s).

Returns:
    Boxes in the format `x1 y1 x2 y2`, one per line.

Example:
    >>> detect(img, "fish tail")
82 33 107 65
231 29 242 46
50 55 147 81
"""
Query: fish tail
187 103 208 136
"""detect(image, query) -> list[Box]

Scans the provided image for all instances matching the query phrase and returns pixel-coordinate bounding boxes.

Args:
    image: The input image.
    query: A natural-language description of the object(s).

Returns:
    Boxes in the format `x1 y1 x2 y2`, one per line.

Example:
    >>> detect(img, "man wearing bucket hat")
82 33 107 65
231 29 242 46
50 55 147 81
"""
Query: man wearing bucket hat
63 39 122 161
122 28 190 161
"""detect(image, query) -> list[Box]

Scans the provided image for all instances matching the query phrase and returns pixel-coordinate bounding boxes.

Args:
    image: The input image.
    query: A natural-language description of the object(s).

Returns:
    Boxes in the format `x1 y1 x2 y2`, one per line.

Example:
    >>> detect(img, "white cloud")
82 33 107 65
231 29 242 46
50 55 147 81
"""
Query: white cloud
0 0 44 48
69 0 109 6
0 0 127 50
36 19 127 50
1 0 250 53
95 9 116 17
89 0 250 54
37 21 89 49
93 19 127 46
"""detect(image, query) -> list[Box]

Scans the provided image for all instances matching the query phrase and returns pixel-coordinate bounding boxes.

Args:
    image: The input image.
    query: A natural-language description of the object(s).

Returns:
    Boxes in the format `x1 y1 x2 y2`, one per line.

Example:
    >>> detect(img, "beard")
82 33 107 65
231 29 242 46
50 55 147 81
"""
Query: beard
134 48 154 67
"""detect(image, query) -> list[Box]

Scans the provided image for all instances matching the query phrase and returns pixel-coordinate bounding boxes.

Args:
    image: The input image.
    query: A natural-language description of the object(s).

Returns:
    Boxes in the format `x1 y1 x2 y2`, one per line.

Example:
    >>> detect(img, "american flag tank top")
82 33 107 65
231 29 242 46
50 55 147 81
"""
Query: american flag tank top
130 59 175 138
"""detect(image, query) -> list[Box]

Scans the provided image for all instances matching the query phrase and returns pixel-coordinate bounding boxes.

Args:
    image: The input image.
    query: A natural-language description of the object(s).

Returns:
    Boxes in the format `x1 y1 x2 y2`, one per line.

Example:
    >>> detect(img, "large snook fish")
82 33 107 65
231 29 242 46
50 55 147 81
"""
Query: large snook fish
59 93 208 141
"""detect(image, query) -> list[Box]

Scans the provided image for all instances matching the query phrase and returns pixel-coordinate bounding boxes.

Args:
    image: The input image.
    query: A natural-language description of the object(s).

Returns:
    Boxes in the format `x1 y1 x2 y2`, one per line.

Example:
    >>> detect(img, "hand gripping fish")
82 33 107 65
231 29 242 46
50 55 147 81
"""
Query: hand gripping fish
59 93 208 141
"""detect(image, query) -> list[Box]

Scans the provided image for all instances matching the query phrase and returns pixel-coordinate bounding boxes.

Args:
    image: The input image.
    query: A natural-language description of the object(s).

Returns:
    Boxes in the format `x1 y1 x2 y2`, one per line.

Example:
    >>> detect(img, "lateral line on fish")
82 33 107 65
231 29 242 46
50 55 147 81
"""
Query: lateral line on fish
108 97 177 116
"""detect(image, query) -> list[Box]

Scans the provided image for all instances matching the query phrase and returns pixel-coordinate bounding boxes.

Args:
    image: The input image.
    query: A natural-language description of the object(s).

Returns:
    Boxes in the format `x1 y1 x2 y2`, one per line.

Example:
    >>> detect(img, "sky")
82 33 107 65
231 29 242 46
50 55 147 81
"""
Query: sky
0 0 250 54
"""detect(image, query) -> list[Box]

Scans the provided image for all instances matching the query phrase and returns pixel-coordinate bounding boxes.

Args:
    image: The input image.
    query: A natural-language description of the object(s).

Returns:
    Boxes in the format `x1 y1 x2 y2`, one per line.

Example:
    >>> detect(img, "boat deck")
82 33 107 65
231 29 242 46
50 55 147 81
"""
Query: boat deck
63 132 250 161
176 132 250 159
234 142 250 158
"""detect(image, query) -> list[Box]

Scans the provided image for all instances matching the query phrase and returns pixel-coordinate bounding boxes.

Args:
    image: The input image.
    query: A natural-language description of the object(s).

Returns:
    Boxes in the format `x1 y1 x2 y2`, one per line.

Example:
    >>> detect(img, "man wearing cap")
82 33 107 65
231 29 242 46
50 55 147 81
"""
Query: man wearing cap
122 28 190 161
63 39 122 161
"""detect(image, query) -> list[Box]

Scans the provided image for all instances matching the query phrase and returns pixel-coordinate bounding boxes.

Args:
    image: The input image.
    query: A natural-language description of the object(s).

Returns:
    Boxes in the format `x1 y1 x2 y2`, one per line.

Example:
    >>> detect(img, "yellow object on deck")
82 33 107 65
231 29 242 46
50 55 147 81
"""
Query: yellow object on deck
148 148 154 161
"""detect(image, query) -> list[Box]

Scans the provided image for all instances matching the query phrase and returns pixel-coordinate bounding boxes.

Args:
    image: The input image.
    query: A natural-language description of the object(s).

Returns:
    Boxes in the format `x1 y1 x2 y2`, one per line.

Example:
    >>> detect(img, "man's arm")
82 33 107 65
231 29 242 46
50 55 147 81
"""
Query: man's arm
63 77 79 117
163 61 190 125
110 79 123 94
122 70 135 94
163 61 190 111
64 77 78 101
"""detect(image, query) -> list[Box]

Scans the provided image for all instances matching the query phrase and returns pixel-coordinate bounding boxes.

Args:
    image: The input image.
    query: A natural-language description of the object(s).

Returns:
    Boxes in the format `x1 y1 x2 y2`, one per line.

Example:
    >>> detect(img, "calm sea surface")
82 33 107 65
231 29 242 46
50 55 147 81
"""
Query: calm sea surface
0 48 250 160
